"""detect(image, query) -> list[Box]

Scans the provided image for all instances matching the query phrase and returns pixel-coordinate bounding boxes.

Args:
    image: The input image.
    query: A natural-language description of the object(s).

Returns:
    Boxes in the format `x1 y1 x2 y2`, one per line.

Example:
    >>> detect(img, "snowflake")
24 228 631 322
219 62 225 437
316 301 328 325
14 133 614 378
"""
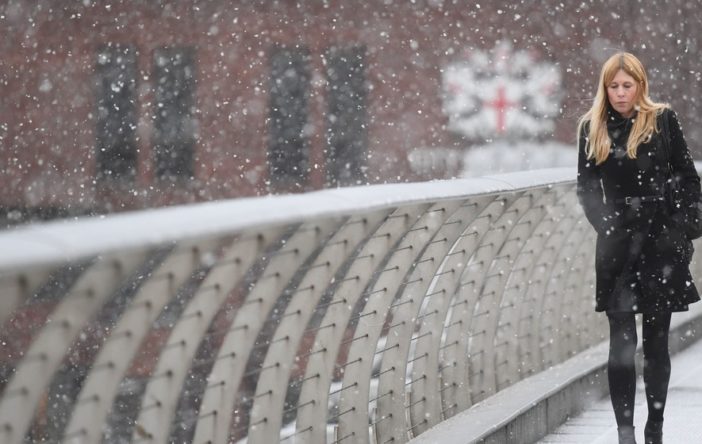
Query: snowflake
441 41 563 139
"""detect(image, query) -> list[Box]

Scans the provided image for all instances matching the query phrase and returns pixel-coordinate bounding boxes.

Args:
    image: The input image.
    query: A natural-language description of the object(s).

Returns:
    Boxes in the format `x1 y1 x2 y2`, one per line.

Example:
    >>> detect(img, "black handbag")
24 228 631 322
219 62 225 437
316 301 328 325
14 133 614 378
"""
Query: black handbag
661 110 702 240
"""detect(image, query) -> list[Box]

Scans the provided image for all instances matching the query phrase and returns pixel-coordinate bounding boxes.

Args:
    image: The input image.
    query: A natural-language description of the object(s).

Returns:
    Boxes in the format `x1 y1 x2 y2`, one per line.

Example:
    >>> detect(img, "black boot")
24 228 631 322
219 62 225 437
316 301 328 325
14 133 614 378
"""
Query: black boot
618 425 637 444
644 419 663 444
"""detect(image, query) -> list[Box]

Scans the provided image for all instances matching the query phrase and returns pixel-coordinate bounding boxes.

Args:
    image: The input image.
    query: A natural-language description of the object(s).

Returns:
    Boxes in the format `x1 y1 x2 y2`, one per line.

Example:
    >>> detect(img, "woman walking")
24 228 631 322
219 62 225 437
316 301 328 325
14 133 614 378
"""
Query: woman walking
576 52 701 444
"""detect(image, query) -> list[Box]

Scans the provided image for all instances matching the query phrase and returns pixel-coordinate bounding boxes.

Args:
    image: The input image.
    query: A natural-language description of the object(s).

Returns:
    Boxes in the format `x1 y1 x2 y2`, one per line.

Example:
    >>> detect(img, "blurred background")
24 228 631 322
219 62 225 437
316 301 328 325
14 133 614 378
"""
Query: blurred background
2 0 702 227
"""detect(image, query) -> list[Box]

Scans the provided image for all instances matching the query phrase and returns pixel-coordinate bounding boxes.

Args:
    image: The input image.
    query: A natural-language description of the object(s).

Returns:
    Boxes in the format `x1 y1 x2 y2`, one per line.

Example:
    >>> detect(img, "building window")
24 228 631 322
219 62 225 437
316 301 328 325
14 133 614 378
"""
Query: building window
268 46 311 191
325 46 367 187
152 47 196 180
95 44 138 180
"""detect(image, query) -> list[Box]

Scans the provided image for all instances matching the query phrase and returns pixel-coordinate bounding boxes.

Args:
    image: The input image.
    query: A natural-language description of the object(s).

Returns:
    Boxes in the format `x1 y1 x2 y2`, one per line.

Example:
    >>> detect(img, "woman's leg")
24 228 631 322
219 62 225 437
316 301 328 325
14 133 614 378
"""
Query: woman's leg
607 312 638 427
641 311 672 422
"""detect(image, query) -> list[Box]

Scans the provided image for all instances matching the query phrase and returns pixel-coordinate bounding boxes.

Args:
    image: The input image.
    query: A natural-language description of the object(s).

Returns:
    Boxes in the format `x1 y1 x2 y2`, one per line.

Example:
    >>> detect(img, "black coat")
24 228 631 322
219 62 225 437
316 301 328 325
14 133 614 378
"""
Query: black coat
577 107 701 313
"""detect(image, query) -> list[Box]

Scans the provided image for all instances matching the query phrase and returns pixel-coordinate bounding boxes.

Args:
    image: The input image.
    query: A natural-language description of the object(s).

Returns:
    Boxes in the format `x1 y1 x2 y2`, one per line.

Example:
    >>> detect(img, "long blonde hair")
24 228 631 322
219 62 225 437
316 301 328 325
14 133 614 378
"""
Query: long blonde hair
577 52 668 165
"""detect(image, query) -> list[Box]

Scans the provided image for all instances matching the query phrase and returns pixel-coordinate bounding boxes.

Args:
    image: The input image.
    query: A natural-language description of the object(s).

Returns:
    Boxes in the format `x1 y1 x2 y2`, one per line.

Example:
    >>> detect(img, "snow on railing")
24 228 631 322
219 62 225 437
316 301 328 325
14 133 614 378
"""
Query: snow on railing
0 167 672 443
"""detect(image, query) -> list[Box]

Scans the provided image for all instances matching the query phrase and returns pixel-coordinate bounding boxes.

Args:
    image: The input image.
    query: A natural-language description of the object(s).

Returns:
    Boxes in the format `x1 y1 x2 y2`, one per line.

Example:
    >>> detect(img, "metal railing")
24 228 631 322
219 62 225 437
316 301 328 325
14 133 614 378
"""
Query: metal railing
0 167 667 443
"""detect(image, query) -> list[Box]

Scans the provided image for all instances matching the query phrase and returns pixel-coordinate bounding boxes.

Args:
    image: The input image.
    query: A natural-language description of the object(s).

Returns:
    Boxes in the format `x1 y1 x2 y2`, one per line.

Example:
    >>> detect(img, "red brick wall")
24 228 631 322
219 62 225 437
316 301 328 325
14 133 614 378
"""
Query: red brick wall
2 0 700 221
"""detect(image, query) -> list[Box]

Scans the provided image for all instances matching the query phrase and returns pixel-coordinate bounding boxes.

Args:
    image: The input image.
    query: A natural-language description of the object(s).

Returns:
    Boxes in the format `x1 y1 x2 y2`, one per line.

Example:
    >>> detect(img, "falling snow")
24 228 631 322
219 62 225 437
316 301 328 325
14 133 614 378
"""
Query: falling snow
2 2 702 443
2 1 701 229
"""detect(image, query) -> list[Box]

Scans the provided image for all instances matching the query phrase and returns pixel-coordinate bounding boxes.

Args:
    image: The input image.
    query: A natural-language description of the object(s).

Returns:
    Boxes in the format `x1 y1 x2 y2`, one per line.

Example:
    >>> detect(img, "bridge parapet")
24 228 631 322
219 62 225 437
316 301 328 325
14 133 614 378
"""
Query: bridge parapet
0 168 648 443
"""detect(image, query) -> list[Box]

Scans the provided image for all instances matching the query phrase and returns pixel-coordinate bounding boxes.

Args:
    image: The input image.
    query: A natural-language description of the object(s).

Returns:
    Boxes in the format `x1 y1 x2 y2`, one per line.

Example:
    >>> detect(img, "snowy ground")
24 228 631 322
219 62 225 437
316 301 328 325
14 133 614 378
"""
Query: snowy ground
538 337 702 443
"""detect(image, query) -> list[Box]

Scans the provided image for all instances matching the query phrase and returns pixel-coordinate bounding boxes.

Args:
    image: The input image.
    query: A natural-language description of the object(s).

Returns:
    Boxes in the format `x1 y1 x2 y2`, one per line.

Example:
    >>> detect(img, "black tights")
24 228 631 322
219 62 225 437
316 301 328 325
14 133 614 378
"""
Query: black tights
607 312 672 427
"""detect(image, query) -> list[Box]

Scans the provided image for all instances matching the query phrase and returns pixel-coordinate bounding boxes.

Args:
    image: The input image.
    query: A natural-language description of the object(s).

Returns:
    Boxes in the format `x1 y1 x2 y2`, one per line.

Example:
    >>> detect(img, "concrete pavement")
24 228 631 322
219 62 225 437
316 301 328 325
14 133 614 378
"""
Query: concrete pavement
537 336 702 443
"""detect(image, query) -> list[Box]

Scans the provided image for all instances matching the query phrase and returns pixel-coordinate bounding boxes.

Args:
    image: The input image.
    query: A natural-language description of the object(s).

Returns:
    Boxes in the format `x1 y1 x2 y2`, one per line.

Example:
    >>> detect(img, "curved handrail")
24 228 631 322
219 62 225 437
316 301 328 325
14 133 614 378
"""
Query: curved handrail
2 167 689 444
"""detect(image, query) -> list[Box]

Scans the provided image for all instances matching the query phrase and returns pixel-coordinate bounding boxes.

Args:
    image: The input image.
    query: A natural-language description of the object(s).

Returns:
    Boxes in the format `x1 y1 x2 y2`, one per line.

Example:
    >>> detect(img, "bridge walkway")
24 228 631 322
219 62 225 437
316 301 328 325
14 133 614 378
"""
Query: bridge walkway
538 335 702 443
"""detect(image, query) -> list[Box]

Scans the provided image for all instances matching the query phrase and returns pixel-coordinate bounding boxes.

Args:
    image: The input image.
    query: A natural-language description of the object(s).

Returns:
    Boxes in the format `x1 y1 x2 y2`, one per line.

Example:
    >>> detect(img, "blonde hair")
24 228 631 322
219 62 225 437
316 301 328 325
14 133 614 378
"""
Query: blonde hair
577 52 668 164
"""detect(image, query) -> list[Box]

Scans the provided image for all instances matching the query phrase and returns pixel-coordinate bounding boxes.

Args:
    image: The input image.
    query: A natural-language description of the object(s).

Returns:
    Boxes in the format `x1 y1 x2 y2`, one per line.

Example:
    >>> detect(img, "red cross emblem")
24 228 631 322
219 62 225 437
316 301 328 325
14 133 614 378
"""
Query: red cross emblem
483 86 519 134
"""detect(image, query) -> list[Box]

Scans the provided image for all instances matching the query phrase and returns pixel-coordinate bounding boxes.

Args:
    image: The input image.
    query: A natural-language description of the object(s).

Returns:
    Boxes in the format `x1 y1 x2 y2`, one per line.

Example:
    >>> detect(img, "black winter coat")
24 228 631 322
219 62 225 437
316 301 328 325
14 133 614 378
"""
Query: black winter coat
576 107 701 313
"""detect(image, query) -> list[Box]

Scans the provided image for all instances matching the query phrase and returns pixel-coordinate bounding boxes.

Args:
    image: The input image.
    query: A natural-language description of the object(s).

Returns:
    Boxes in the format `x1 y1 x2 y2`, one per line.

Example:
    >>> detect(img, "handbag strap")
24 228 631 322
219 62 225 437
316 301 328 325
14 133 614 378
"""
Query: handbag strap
661 109 673 178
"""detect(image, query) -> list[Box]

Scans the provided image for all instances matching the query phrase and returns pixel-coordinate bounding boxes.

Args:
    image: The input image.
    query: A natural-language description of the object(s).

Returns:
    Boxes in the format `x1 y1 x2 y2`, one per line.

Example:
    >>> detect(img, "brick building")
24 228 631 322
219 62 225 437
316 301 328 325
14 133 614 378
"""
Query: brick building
2 0 701 225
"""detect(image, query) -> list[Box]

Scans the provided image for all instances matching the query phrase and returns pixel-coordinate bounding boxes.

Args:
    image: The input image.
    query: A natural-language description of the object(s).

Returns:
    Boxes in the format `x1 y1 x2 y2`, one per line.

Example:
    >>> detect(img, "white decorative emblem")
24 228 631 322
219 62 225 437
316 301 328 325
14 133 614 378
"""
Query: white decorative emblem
442 41 562 140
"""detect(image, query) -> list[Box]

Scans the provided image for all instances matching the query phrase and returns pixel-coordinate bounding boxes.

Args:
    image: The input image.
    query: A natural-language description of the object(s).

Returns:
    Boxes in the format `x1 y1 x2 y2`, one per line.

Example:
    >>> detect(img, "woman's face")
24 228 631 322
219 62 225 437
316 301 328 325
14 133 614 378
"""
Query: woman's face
607 69 639 118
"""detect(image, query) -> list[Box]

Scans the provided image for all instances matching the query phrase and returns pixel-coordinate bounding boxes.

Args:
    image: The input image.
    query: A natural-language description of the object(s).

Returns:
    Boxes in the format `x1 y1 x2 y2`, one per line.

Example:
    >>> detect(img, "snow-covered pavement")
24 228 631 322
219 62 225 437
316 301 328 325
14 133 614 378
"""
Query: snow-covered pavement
538 337 702 443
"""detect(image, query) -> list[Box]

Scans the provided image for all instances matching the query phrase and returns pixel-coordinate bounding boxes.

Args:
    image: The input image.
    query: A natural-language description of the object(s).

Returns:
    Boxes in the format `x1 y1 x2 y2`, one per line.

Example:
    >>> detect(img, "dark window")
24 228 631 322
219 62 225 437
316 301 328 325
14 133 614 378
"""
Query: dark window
152 47 196 180
325 46 367 186
268 47 311 191
95 44 138 180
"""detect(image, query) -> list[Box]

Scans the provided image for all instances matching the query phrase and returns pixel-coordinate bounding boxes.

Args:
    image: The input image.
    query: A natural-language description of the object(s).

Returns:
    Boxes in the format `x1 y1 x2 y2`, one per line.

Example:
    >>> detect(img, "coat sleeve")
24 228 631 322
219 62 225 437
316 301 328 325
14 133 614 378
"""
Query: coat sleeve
576 122 623 235
666 108 702 232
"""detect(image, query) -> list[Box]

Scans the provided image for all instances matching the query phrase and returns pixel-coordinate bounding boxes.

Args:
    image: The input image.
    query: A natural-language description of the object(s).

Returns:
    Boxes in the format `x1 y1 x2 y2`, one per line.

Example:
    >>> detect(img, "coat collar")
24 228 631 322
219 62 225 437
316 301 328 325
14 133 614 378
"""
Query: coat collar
606 102 637 128
606 103 638 142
